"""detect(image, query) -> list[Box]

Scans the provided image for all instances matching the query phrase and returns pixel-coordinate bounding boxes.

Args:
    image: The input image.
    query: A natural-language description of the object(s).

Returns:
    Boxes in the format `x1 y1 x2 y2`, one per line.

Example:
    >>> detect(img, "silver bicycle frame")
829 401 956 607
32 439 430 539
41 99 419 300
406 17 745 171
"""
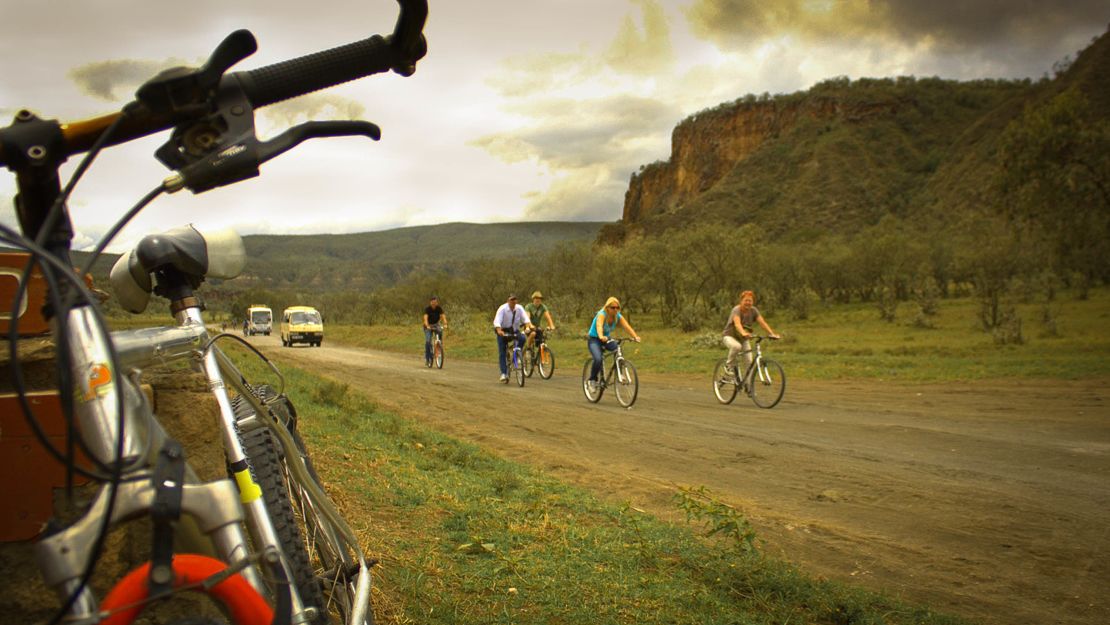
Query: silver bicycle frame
44 303 312 620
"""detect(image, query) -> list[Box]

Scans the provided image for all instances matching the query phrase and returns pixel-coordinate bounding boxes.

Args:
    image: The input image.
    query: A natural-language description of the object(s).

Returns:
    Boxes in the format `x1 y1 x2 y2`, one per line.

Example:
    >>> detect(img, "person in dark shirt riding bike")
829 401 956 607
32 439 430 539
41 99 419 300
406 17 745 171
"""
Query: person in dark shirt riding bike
423 295 447 367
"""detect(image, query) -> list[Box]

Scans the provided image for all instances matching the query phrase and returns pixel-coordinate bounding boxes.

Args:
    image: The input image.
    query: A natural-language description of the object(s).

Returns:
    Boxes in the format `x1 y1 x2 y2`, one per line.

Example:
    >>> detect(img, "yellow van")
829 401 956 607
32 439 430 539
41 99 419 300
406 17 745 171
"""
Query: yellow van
281 306 324 347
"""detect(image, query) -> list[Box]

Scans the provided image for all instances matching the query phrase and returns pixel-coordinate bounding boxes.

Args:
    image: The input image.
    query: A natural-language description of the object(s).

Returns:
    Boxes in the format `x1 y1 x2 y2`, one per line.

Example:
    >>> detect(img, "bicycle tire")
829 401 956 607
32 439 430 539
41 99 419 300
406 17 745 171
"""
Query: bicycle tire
712 359 738 404
434 340 444 369
514 350 526 387
523 345 535 378
581 359 603 403
538 345 555 379
231 395 327 624
750 359 786 409
235 386 371 624
613 359 638 408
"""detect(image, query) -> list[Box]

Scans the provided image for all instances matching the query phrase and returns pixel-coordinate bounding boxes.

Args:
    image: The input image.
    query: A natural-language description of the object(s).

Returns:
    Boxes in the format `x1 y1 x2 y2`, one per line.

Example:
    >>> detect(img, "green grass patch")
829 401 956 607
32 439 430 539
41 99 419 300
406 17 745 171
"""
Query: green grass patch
324 289 1110 382
226 353 966 624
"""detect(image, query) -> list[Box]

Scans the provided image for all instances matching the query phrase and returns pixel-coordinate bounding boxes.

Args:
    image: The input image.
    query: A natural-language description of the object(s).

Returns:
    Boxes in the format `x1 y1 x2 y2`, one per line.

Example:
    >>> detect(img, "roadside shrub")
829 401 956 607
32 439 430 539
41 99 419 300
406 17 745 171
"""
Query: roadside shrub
991 307 1024 345
689 332 723 349
311 377 350 408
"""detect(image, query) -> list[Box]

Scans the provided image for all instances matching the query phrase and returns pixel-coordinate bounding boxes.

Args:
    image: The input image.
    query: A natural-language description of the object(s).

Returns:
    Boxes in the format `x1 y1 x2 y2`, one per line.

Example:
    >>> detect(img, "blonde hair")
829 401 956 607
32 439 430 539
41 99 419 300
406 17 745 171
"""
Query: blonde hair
604 296 621 309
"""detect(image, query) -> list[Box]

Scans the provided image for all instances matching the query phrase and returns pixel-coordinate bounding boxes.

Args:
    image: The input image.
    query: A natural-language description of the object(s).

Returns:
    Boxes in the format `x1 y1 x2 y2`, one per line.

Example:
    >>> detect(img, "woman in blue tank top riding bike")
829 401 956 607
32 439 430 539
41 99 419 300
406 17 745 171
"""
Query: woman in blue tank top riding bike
586 296 641 391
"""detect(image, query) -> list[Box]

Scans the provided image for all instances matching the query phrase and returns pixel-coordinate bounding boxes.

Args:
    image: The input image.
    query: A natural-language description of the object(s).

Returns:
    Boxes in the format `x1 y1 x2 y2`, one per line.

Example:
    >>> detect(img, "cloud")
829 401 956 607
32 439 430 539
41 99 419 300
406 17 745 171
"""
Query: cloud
259 93 367 128
523 166 629 220
684 0 1109 51
605 0 675 75
486 51 598 98
473 95 678 171
472 94 679 219
68 58 189 101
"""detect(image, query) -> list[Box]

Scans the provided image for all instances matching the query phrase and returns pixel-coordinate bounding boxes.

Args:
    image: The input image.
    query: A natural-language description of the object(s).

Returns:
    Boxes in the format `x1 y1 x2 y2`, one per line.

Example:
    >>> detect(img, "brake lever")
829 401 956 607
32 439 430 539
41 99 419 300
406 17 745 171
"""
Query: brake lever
162 120 380 194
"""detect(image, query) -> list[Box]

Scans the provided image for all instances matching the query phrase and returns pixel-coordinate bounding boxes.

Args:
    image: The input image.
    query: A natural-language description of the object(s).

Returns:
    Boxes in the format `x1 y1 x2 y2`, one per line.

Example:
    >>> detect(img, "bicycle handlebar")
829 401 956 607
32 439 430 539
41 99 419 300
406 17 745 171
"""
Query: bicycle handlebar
0 0 428 167
235 0 427 108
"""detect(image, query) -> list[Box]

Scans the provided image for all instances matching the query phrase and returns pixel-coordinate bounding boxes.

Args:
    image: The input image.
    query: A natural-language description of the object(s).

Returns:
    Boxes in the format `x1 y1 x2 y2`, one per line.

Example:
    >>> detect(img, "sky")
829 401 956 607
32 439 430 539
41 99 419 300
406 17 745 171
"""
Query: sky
1 0 1106 252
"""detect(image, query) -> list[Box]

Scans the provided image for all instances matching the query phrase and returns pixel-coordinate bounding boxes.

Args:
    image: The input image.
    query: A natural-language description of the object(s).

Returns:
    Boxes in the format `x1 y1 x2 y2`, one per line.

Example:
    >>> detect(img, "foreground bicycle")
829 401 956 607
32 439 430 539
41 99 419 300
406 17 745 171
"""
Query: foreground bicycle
712 336 786 408
1 1 427 622
581 338 639 407
523 327 555 379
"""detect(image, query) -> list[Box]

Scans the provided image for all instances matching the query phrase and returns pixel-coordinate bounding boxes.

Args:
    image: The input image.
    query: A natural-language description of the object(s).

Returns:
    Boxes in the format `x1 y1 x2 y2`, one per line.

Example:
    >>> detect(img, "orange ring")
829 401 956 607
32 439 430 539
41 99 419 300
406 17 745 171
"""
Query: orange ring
98 554 273 625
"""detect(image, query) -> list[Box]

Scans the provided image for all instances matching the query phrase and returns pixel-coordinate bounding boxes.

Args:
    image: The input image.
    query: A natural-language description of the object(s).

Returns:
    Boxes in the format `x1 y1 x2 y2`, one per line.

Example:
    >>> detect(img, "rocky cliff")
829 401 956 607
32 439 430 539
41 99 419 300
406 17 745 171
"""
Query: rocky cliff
621 93 902 225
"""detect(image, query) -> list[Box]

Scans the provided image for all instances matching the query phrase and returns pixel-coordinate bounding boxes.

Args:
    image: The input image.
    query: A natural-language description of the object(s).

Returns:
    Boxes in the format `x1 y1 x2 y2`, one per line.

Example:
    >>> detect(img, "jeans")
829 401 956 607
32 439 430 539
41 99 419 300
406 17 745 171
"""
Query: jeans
497 332 525 375
424 326 442 362
587 336 618 381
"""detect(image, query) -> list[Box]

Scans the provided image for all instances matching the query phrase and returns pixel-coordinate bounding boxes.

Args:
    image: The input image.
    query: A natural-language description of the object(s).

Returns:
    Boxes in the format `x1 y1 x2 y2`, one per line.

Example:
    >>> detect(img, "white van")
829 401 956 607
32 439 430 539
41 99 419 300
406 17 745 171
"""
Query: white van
245 305 272 336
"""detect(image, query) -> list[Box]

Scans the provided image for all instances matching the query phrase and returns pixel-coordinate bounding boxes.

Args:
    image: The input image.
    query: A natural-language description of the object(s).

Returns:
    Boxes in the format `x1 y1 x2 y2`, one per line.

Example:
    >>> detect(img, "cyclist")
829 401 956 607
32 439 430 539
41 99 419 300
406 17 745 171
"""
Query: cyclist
586 296 641 390
493 294 531 382
423 295 447 367
524 290 556 349
723 290 780 376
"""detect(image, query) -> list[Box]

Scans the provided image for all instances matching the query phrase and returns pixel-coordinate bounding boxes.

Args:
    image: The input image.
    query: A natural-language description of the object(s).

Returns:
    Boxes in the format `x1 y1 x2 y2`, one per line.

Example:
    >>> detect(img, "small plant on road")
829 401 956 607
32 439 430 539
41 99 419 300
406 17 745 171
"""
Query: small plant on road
674 485 758 555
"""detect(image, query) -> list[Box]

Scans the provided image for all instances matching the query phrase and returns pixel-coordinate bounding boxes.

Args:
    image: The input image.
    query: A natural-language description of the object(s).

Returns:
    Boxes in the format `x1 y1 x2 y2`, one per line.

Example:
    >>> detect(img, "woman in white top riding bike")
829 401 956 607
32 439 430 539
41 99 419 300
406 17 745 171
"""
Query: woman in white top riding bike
586 296 641 390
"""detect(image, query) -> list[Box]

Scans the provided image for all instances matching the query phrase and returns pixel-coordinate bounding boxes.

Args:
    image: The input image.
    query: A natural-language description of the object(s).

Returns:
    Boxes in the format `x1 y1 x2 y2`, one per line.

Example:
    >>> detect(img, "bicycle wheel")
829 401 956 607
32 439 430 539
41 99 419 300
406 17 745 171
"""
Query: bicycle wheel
538 345 555 379
581 359 603 402
234 387 371 624
523 346 535 377
613 359 639 408
514 350 526 387
750 359 786 409
712 359 739 404
231 392 326 624
434 340 444 369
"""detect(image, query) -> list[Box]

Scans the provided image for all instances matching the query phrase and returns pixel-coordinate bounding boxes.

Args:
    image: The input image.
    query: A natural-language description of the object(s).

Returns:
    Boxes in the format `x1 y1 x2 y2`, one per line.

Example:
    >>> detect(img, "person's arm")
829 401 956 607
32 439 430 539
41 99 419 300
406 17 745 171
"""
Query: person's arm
423 312 430 329
619 316 641 341
544 309 555 330
441 312 447 330
594 313 607 342
494 308 504 336
757 314 779 339
734 313 752 338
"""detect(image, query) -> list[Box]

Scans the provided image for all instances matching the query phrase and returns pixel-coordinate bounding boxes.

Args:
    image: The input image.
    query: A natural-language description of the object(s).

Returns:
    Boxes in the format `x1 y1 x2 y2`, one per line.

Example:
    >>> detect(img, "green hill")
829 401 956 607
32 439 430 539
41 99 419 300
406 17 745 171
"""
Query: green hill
239 221 604 289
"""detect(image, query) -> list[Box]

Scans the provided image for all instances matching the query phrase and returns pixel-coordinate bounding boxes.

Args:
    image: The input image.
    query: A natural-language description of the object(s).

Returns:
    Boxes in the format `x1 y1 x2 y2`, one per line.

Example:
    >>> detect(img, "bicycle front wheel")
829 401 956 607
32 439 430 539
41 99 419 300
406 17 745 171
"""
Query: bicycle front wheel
581 359 603 402
434 341 444 369
750 359 786 409
712 359 738 404
538 345 555 379
514 351 526 387
523 346 535 377
613 359 639 408
231 392 327 624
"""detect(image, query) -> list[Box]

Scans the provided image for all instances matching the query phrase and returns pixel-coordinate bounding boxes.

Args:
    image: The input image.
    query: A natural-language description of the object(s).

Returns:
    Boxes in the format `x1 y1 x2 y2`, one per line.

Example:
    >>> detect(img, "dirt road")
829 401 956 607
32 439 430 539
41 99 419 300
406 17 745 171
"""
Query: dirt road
253 335 1110 625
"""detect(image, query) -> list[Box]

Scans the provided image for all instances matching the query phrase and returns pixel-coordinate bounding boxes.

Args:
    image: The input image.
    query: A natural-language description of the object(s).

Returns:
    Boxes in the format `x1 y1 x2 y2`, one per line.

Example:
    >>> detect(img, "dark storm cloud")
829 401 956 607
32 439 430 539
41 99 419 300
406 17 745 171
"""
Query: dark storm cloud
685 0 1109 50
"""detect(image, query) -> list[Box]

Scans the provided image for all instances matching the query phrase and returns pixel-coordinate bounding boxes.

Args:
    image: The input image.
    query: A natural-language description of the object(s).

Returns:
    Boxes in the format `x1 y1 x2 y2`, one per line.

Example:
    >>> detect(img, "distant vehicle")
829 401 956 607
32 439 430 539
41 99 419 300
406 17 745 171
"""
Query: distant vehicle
245 305 273 336
281 305 323 347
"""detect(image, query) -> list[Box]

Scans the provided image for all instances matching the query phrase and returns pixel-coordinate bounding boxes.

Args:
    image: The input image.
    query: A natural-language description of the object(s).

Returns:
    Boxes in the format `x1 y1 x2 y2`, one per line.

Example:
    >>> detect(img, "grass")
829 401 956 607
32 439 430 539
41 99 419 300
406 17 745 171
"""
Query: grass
326 289 1110 382
225 352 966 625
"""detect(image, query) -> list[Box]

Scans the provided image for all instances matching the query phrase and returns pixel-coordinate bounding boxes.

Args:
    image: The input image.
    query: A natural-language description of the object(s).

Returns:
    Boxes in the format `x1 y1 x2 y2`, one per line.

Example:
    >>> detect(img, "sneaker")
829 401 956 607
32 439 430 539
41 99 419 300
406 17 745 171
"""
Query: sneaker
499 373 508 382
587 380 598 392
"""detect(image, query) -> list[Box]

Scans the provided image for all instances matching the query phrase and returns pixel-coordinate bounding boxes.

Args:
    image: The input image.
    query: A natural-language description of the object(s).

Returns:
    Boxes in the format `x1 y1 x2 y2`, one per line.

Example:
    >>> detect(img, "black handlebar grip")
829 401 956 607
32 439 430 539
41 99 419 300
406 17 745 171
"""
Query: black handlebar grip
233 35 396 109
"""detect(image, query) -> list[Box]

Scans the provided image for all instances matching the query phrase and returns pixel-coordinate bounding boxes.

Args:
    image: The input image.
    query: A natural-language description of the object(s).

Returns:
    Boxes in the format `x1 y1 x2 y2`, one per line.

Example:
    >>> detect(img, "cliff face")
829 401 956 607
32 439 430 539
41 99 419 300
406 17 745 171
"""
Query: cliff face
621 96 900 225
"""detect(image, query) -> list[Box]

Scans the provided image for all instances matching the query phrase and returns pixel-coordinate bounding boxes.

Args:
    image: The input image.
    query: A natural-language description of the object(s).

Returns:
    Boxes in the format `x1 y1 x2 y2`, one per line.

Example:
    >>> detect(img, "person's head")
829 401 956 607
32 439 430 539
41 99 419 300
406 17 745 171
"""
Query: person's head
739 290 755 309
507 294 518 309
531 290 543 306
429 295 439 307
604 296 621 318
